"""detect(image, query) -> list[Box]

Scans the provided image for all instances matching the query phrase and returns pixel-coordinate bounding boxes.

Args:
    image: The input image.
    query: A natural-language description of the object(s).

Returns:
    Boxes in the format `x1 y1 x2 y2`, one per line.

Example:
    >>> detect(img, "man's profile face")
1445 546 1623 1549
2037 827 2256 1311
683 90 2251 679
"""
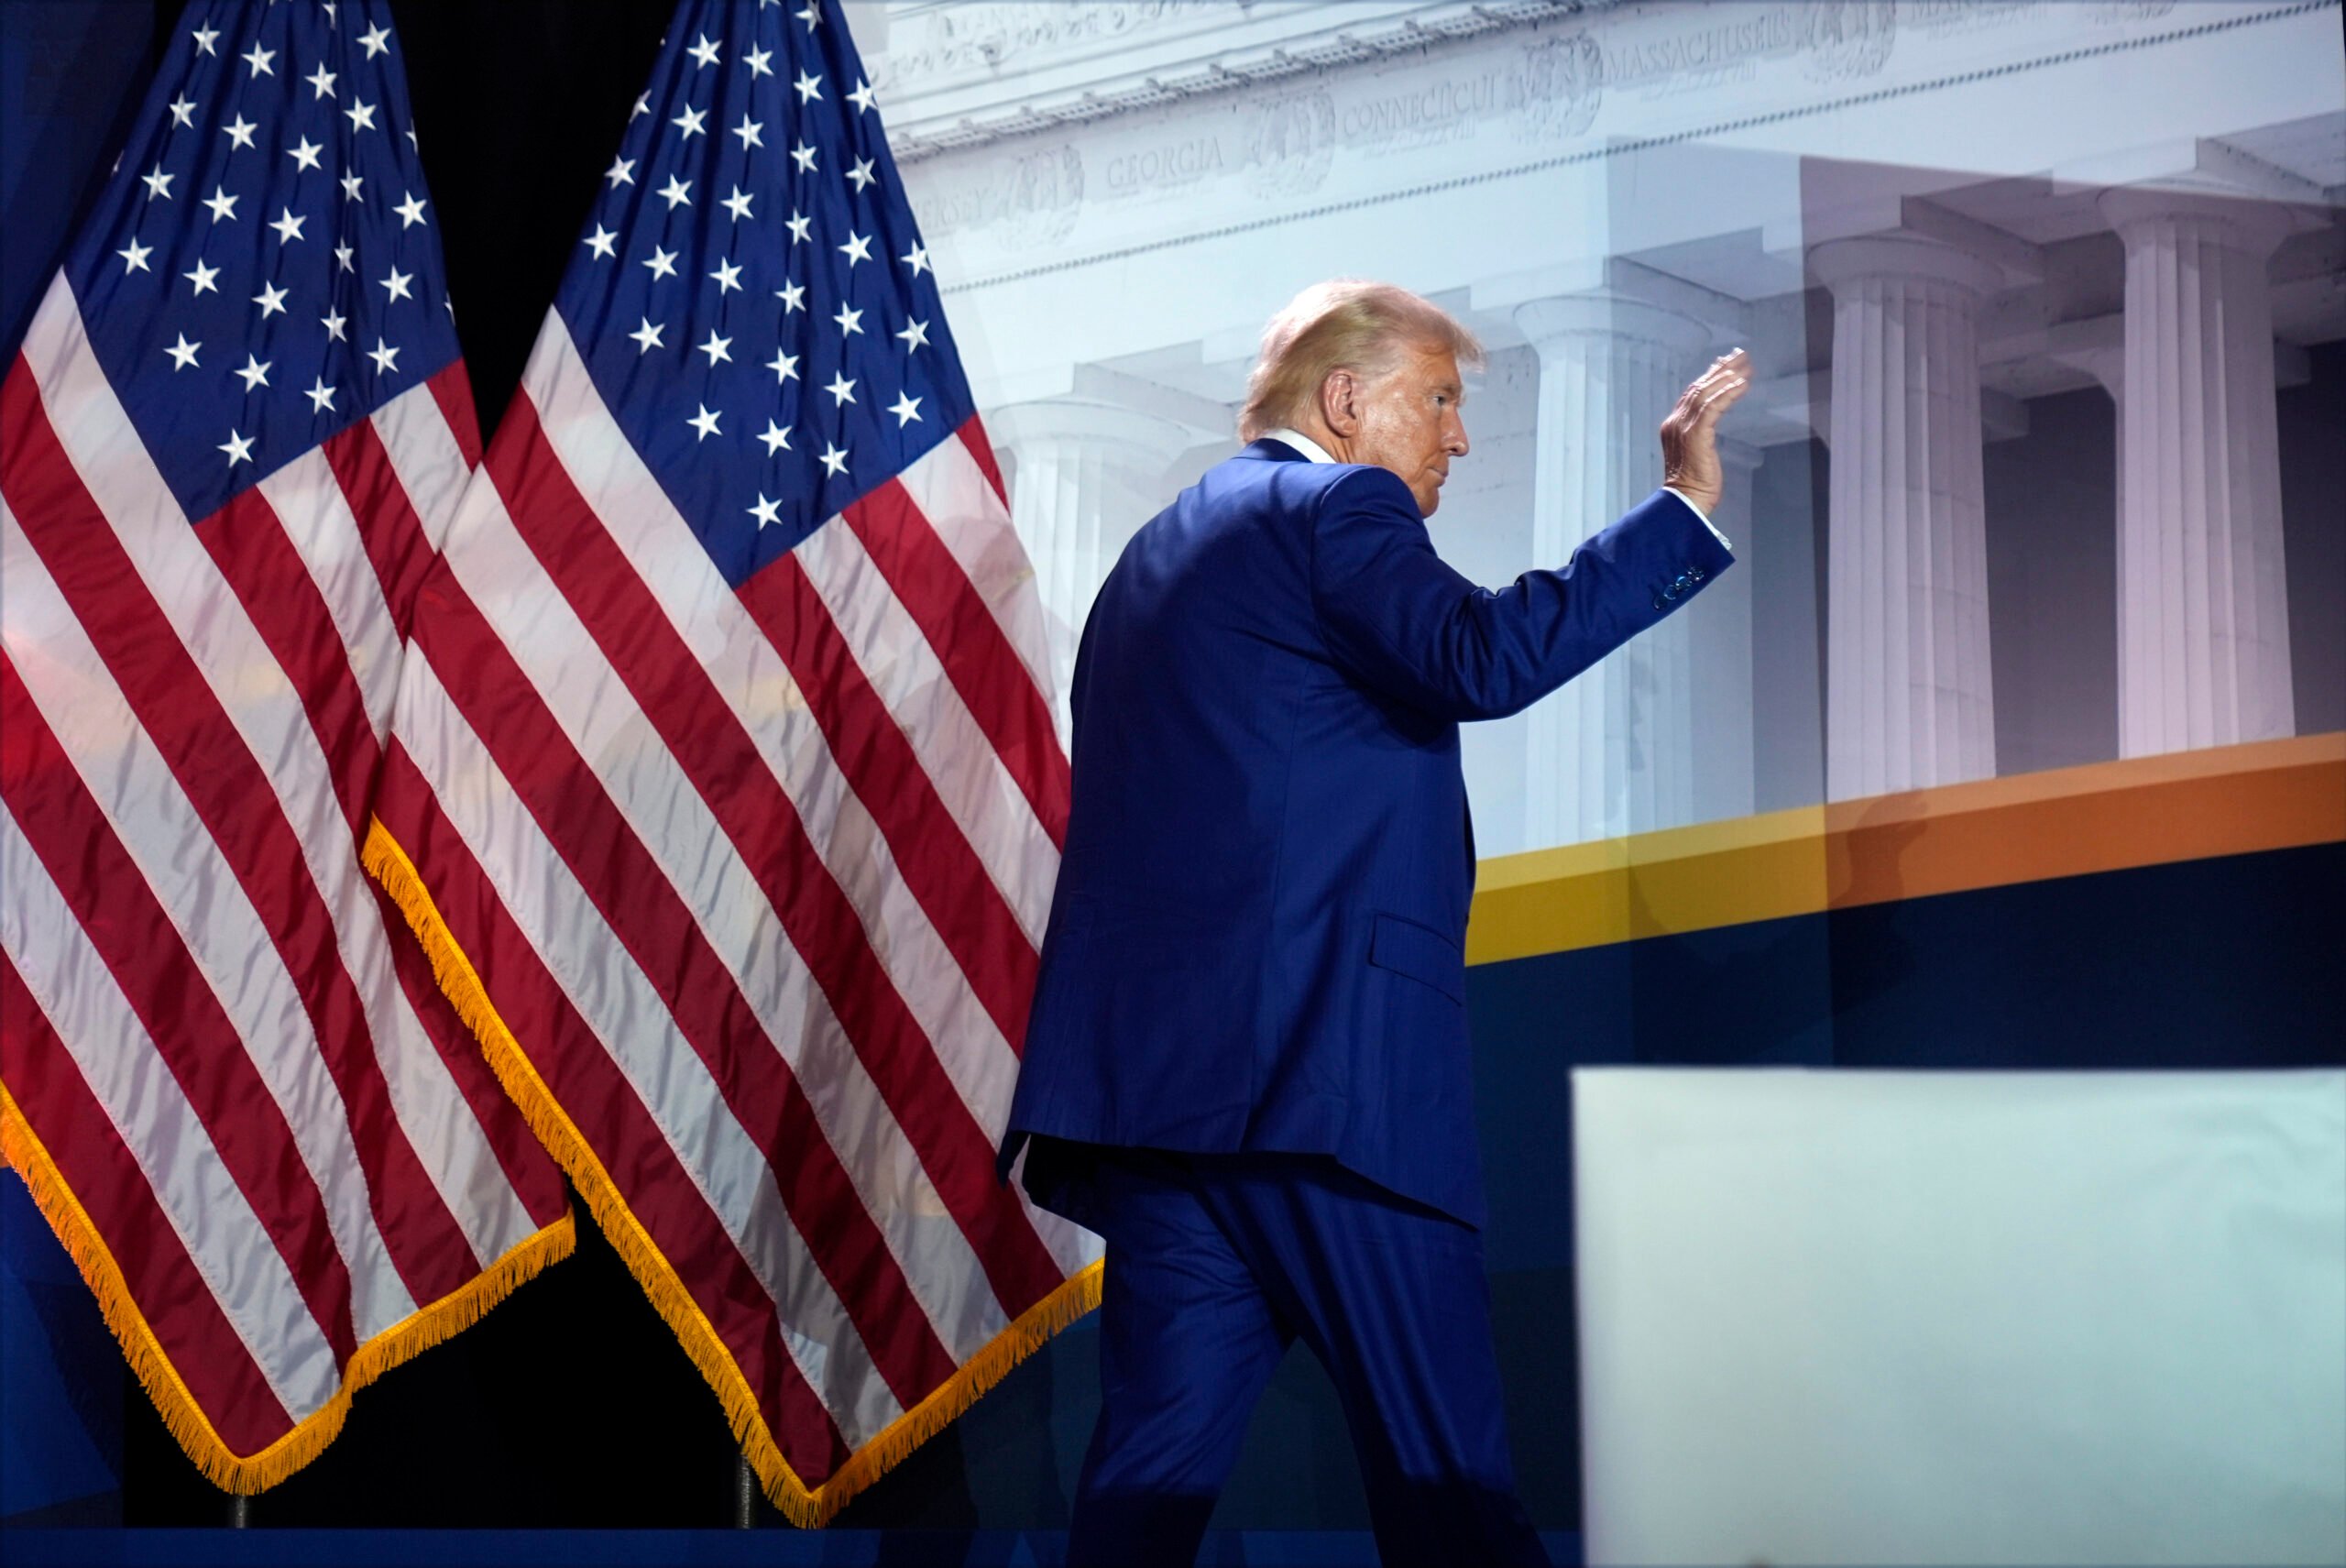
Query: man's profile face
1353 345 1469 518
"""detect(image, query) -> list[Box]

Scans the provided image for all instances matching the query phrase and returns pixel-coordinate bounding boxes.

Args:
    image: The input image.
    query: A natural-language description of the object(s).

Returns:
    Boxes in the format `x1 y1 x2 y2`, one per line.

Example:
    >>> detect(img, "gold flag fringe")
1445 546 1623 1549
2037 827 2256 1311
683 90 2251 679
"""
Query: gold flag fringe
0 1080 575 1494
361 817 1104 1528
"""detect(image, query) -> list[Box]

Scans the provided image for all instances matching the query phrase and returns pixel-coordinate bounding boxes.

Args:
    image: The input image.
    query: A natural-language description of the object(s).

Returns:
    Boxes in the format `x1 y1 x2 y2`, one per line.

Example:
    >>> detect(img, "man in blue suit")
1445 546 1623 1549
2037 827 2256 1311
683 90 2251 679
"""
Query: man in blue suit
1001 280 1749 1565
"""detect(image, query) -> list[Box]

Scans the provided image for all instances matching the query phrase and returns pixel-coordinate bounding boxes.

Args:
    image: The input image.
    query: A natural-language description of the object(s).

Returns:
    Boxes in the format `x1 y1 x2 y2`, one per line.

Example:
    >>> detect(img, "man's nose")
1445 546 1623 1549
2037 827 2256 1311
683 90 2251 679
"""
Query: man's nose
1446 414 1469 457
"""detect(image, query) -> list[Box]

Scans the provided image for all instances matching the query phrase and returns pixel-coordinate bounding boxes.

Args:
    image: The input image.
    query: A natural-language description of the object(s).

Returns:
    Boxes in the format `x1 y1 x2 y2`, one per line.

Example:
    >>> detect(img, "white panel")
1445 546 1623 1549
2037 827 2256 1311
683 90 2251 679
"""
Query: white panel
1574 1068 2346 1566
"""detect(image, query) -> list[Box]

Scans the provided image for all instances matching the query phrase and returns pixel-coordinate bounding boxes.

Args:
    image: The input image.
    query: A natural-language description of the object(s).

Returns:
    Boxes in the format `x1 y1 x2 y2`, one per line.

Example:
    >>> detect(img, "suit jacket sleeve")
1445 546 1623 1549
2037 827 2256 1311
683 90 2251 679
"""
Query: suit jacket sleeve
1309 464 1736 722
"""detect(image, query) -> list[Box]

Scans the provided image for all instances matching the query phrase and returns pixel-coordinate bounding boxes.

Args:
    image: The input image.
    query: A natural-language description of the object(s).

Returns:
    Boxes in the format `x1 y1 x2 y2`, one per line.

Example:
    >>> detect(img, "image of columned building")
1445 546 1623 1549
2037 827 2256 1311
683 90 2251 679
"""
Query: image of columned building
861 0 2344 858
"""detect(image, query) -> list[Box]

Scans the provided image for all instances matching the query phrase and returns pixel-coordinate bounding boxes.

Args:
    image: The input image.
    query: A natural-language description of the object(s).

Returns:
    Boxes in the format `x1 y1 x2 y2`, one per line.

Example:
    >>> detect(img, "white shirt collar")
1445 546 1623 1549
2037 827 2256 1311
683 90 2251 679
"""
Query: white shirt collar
1260 426 1336 466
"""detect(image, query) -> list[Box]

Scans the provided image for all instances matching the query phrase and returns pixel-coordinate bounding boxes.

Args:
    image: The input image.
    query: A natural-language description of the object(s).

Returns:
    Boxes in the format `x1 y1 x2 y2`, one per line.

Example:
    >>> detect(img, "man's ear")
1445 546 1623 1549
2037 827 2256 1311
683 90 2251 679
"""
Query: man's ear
1321 369 1360 437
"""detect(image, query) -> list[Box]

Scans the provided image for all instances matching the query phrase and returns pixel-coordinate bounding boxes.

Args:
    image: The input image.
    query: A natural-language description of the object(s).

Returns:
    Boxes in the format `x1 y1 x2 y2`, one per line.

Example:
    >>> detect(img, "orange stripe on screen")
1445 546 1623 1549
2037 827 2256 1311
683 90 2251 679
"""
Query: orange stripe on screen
1468 732 2346 966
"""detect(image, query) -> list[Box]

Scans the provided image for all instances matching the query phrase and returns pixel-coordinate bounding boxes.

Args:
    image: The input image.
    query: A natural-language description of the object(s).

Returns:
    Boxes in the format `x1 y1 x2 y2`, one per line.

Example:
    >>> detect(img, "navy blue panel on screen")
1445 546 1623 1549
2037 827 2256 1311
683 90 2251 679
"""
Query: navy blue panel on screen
554 0 975 586
0 0 154 363
1464 843 2346 1278
1467 909 1837 1276
0 1174 121 1523
57 0 459 524
1825 842 2346 1069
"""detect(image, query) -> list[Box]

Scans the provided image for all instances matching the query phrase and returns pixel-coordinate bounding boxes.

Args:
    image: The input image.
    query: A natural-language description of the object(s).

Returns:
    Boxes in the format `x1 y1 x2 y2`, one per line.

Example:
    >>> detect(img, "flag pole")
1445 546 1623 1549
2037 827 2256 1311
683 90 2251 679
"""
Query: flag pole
733 1453 758 1528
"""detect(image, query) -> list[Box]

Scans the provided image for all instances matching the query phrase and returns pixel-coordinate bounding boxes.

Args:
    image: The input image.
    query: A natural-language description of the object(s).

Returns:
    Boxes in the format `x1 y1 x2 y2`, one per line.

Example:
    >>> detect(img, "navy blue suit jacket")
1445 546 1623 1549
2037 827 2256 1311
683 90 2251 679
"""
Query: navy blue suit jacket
1003 438 1734 1224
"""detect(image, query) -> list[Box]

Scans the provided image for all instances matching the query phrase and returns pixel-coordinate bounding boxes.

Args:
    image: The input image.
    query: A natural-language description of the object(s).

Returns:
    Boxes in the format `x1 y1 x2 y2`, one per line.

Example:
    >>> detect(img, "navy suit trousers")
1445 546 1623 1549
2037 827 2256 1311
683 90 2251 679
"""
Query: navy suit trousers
1054 1147 1549 1567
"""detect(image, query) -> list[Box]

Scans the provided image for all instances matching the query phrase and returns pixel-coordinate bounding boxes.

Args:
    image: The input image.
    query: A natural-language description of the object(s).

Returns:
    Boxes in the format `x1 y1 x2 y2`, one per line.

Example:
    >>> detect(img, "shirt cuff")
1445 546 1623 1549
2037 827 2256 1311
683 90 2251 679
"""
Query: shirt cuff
1662 486 1734 554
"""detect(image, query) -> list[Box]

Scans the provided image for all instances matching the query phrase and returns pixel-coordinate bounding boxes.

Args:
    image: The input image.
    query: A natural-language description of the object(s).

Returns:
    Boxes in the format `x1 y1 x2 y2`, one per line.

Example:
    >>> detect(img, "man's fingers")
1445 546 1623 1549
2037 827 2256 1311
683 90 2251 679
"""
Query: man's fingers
1697 355 1750 401
1691 359 1751 417
1665 382 1745 447
1660 353 1751 489
1669 350 1751 424
1694 348 1749 385
1696 374 1751 423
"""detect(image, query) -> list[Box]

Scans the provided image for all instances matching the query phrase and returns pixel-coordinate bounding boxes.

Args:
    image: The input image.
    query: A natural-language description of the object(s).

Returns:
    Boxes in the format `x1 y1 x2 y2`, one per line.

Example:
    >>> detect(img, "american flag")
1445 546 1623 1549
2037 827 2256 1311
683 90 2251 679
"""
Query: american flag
0 0 570 1489
364 0 1099 1520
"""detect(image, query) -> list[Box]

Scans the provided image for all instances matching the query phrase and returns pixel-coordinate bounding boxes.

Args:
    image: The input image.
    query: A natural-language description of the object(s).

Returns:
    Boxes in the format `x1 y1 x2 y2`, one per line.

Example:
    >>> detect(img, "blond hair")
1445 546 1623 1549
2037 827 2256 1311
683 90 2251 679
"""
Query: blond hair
1237 280 1485 442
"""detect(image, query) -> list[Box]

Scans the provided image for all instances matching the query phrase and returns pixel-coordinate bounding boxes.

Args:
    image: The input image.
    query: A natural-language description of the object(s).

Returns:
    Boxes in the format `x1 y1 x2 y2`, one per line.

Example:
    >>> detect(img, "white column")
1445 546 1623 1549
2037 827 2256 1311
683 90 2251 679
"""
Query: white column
985 399 1195 718
1689 438 1761 825
1814 236 2001 801
1516 293 1714 846
2099 190 2297 756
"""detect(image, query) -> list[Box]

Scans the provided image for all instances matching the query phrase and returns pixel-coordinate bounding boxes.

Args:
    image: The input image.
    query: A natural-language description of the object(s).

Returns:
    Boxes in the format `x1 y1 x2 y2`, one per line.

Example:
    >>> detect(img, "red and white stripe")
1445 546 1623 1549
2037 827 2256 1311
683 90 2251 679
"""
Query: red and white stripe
0 277 567 1458
378 310 1097 1485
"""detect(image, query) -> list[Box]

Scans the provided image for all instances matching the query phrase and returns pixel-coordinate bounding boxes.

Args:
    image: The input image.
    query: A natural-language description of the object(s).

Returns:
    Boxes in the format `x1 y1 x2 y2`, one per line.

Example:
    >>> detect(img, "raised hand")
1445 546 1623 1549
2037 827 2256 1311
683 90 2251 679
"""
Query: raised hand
1660 348 1752 519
